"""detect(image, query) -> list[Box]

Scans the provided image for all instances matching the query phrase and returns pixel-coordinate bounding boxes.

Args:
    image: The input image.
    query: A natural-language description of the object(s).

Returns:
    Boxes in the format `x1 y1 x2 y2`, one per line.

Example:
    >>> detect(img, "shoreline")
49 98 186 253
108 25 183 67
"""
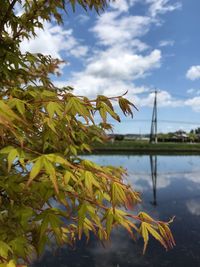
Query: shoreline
92 141 200 155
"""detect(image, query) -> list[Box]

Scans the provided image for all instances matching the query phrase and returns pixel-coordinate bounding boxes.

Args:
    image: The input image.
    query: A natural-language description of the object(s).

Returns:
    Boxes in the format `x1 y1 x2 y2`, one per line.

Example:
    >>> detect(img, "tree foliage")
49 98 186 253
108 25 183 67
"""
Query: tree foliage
0 1 175 266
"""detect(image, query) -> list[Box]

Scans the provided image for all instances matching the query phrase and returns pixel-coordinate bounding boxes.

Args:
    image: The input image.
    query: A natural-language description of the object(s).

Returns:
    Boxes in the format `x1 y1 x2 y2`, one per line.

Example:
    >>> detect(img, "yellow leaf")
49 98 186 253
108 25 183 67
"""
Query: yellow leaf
46 154 72 167
84 171 93 195
145 223 167 249
63 171 72 185
6 260 16 267
0 146 14 154
138 212 154 223
141 222 149 254
0 101 21 121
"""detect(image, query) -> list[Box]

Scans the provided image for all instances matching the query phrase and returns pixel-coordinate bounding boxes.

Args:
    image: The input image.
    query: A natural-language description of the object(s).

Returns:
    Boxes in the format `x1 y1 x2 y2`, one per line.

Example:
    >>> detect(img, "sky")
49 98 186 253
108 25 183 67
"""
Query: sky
20 0 200 134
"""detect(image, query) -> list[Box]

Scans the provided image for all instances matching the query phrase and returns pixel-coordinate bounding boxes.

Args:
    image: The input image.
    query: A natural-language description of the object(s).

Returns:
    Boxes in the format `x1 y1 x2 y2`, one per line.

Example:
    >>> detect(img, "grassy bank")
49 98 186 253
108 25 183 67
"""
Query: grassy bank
92 140 200 155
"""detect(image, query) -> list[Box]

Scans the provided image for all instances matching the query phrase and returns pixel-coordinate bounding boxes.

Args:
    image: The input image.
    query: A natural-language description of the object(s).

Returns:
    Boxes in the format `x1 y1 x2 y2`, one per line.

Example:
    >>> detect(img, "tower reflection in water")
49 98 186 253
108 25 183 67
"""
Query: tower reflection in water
150 155 157 206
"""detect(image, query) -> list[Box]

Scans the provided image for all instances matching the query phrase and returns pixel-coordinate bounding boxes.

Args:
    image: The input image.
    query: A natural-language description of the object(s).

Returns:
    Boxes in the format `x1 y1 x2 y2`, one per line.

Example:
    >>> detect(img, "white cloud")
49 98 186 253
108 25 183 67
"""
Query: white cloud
75 14 90 24
54 48 161 100
109 0 130 12
20 22 88 60
146 0 182 17
109 0 140 13
187 88 200 95
53 0 184 110
184 90 200 111
139 90 183 108
186 199 200 216
159 39 174 47
54 2 162 100
70 46 89 58
185 96 200 112
55 76 149 100
20 0 183 111
85 49 161 81
91 12 153 47
186 65 200 81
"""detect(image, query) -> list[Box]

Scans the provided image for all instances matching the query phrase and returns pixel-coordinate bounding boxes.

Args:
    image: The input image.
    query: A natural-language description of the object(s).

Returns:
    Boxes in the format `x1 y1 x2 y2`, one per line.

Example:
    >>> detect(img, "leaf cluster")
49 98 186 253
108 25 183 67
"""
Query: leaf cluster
0 1 175 266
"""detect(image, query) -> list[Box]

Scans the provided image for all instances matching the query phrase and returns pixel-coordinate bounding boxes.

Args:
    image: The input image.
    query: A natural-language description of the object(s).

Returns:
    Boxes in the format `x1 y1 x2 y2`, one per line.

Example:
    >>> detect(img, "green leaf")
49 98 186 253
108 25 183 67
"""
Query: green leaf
27 156 44 186
16 100 25 116
9 237 27 259
105 104 120 122
8 98 25 116
7 148 19 172
78 203 87 239
106 209 113 237
99 103 107 123
0 146 14 154
46 102 63 119
43 157 59 194
0 241 13 258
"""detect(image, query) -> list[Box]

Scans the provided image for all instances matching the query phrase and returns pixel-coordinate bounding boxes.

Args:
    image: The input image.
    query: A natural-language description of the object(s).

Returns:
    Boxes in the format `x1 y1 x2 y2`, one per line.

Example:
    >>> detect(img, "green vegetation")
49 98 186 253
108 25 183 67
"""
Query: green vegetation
93 140 200 154
0 1 174 266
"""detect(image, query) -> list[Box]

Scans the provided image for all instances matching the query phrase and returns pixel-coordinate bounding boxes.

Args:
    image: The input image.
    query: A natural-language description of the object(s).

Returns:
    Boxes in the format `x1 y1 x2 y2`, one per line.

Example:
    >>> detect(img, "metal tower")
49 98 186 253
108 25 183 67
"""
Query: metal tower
150 90 158 143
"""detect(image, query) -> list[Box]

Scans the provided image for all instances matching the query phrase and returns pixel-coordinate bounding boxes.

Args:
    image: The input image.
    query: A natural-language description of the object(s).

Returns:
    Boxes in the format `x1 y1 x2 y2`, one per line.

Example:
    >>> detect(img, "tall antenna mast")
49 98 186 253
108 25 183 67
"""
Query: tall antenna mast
150 90 158 143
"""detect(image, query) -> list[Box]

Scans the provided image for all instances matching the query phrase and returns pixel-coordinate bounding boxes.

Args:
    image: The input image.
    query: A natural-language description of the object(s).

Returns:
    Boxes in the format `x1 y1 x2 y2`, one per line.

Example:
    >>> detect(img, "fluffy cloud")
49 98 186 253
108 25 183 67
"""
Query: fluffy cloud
184 88 200 111
146 0 182 17
85 49 161 81
20 22 88 60
56 47 161 99
186 65 200 81
91 12 153 47
53 0 184 109
185 96 200 112
55 2 162 100
129 90 183 108
55 76 149 100
109 0 133 12
20 0 183 110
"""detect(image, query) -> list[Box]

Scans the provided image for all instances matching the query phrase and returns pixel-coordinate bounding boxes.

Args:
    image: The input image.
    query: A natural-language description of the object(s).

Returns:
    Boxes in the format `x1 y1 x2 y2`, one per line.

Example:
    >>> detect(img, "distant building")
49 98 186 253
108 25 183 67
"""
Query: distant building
173 130 189 142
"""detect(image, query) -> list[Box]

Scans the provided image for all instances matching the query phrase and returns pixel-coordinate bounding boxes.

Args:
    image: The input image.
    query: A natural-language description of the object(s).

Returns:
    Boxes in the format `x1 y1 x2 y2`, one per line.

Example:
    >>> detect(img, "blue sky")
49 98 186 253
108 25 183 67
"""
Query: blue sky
20 0 200 134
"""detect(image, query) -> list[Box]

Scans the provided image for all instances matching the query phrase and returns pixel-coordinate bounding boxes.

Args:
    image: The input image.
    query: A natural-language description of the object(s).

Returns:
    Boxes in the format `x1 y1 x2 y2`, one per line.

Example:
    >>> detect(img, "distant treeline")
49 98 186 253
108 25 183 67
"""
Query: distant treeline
109 129 200 143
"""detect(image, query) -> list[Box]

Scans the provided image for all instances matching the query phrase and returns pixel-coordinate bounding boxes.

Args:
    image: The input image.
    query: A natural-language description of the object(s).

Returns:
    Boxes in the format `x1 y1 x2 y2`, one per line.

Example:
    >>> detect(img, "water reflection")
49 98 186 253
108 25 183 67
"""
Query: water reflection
150 155 157 206
32 155 200 267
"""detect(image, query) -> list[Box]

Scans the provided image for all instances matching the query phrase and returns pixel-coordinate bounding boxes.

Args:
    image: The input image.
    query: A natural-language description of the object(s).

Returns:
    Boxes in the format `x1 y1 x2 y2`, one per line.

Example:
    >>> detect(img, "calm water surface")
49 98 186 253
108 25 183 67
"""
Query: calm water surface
33 155 200 267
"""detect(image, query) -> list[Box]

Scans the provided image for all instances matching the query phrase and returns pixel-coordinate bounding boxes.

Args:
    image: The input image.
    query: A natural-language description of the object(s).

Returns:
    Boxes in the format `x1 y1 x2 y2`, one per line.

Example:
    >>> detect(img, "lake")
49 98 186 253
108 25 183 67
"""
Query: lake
33 155 200 267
